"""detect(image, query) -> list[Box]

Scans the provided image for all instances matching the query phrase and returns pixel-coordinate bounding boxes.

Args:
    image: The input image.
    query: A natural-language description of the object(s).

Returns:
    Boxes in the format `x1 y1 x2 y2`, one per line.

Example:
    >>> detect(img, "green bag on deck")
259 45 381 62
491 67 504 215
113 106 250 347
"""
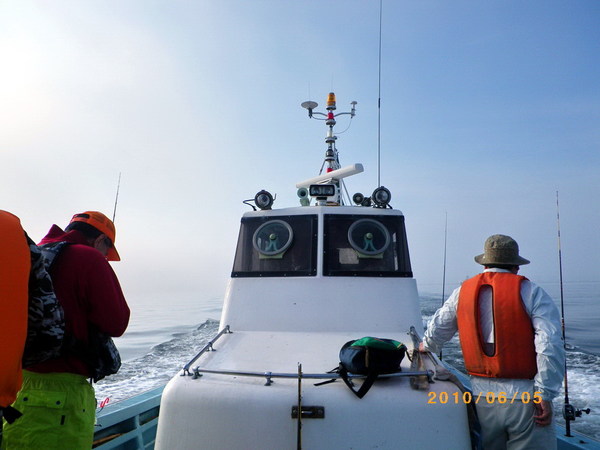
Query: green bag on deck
338 337 407 399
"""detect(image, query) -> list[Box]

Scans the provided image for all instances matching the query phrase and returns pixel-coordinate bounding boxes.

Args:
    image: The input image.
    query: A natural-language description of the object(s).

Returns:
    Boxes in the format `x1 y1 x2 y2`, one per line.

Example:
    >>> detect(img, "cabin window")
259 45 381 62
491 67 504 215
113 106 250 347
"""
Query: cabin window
323 215 412 277
231 215 318 277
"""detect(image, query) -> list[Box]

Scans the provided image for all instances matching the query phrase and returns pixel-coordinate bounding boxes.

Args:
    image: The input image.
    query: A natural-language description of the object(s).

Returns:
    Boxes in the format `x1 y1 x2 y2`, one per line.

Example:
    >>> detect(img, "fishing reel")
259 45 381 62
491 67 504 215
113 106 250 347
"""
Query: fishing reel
563 403 591 422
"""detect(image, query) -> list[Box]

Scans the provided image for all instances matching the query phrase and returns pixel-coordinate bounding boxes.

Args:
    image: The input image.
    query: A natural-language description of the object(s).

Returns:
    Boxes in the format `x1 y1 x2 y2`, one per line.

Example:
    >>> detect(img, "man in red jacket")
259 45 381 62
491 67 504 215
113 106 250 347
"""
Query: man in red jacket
3 211 130 449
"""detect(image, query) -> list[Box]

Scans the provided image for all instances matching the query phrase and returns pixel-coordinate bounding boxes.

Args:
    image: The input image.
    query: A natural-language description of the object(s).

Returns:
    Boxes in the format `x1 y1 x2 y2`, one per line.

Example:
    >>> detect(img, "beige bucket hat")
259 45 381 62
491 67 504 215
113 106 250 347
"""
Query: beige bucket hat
474 234 530 266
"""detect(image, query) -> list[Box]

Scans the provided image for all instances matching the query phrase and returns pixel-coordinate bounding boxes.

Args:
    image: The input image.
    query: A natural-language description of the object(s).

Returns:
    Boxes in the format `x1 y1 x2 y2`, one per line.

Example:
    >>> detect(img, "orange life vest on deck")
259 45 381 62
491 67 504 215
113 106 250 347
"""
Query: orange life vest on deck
457 272 537 379
0 211 30 407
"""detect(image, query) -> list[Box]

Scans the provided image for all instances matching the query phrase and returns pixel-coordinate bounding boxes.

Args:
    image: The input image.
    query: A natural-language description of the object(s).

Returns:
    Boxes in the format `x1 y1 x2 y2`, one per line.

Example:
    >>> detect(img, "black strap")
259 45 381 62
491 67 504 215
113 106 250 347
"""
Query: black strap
338 366 379 399
314 367 341 387
0 406 23 424
314 378 337 387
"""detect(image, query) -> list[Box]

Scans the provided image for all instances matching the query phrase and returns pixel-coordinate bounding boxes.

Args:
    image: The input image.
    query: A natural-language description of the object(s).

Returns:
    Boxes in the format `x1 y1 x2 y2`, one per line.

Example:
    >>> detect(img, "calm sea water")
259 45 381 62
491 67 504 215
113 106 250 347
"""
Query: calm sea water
96 281 600 441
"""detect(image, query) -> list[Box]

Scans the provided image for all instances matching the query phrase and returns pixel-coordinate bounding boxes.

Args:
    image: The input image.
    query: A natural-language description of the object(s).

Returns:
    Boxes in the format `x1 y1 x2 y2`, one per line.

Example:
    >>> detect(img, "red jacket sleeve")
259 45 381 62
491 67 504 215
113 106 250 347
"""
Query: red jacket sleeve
79 248 130 337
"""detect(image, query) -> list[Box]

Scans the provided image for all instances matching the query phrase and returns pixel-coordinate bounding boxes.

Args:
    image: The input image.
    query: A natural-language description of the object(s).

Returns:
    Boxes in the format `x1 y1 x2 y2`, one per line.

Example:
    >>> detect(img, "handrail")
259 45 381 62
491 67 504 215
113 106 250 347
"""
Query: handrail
181 325 232 376
189 367 434 385
182 325 433 385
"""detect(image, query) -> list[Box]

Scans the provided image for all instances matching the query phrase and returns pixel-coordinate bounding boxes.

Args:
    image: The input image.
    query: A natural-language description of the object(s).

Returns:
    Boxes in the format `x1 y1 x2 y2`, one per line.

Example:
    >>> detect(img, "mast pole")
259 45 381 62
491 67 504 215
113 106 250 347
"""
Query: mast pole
301 93 357 205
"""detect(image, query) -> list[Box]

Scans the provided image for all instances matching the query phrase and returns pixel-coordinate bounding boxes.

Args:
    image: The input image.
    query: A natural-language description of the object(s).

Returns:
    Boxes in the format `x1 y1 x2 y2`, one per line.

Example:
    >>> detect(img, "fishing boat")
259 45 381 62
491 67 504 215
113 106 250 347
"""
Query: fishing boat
90 93 599 450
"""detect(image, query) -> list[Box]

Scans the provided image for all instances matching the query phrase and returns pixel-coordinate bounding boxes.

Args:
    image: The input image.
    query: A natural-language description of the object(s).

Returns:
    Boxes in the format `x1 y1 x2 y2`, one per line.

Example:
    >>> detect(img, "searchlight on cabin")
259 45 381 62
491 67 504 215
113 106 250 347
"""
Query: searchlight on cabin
254 190 274 210
372 186 392 208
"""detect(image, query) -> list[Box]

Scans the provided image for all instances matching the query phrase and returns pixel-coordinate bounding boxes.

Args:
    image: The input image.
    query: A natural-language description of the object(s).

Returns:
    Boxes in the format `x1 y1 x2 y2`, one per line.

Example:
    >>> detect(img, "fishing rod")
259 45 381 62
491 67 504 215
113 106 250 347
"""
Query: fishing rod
112 172 121 223
556 190 572 436
441 212 448 306
556 191 590 437
439 212 448 360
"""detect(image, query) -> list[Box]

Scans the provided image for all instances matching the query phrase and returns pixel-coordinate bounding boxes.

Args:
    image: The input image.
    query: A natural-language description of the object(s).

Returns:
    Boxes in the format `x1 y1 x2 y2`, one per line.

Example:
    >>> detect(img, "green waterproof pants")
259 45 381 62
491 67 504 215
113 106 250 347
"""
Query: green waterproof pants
1 371 96 450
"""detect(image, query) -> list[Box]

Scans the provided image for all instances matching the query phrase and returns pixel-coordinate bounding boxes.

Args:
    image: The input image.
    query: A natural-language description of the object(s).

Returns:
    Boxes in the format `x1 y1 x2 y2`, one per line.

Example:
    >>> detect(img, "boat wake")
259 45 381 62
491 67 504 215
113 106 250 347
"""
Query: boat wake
95 320 219 405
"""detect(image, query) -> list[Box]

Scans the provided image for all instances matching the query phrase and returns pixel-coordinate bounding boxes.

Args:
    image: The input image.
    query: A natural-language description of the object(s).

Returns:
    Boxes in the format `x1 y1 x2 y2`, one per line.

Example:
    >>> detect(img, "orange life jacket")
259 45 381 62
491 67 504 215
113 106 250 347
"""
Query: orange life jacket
457 272 537 379
0 211 30 407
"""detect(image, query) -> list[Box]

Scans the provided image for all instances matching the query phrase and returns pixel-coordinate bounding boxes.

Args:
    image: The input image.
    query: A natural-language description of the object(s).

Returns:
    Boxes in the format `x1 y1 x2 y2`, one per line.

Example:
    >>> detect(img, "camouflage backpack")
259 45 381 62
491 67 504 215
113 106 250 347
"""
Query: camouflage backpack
40 241 121 383
22 237 65 368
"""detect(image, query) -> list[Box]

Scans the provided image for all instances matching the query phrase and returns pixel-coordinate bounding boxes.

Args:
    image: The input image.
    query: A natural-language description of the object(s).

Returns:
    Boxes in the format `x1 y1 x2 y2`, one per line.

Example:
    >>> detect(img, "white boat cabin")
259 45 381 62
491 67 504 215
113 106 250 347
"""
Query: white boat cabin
155 203 474 449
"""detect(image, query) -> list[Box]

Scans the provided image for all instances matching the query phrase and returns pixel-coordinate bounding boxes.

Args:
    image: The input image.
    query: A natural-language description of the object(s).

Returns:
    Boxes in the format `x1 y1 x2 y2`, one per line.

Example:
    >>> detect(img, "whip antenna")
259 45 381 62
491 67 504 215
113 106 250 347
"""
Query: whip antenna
377 0 383 187
112 172 121 223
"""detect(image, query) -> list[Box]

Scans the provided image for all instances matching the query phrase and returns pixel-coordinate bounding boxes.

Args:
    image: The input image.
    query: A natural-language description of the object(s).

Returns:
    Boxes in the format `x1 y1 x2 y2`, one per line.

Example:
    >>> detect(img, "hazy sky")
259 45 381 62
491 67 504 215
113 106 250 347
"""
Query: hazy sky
2 1 599 311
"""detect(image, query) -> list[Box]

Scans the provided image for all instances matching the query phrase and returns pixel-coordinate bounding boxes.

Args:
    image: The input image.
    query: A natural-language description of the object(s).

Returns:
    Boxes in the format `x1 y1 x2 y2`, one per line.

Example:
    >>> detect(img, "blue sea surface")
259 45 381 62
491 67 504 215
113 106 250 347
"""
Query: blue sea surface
96 282 600 442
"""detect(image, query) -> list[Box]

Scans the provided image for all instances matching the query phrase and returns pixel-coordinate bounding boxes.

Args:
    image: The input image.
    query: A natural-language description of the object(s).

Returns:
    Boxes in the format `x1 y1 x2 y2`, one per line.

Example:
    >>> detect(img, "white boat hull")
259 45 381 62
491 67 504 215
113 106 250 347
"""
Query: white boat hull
155 330 472 449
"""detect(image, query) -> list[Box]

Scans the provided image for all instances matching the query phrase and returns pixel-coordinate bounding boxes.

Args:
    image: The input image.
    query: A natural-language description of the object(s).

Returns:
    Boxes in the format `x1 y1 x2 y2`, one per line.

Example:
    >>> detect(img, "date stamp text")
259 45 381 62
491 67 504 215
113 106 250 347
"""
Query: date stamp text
427 391 542 405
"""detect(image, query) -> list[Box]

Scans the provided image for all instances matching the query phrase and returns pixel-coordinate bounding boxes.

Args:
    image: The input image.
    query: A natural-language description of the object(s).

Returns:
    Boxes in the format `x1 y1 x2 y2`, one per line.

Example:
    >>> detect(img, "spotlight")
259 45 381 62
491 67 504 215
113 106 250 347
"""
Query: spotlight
372 186 391 208
297 187 310 206
352 192 364 205
255 190 274 210
361 197 372 207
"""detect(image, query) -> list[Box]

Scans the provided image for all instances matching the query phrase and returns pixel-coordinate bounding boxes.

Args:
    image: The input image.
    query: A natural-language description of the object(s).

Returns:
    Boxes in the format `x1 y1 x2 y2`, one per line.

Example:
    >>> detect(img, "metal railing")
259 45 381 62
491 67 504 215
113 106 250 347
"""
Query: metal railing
181 325 232 376
188 367 433 386
181 325 433 385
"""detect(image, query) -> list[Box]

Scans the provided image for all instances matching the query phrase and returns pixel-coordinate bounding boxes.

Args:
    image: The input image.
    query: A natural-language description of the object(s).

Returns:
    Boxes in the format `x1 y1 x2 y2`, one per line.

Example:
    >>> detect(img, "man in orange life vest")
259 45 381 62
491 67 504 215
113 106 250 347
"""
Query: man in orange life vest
421 235 565 450
0 211 30 425
1 209 65 432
